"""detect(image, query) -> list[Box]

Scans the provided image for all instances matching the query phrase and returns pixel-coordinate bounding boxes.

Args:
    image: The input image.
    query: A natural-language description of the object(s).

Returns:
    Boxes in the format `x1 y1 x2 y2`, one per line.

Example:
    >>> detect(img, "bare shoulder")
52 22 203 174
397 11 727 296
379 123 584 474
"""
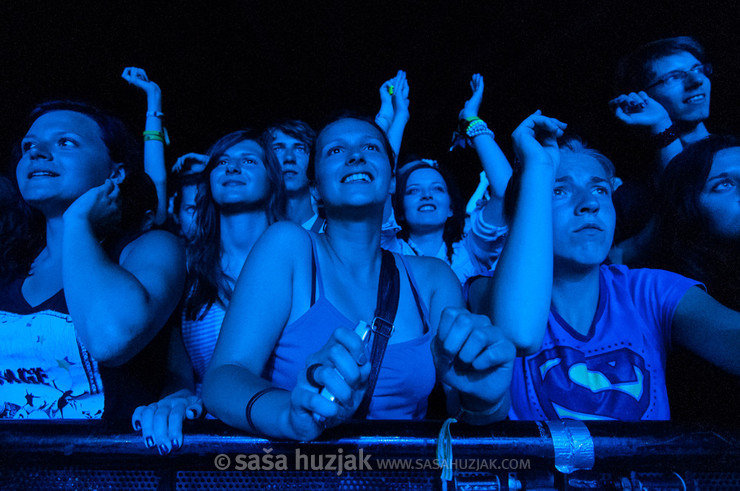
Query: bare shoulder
120 229 184 266
400 254 462 297
254 221 312 258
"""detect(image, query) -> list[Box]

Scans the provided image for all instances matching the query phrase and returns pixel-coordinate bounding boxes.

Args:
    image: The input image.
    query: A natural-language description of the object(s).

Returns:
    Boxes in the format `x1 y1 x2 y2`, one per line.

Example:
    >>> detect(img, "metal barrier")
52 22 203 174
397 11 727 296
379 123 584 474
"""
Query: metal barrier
1 420 740 490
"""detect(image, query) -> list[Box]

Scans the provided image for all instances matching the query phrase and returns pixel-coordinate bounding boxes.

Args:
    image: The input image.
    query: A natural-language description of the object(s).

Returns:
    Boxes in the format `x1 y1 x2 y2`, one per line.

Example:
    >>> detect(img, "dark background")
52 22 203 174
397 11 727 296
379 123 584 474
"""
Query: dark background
2 1 738 193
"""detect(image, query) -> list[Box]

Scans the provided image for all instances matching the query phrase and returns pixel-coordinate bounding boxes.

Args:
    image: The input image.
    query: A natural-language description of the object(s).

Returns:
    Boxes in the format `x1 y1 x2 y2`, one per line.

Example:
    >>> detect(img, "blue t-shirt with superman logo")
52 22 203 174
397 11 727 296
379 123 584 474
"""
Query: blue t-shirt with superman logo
510 265 700 421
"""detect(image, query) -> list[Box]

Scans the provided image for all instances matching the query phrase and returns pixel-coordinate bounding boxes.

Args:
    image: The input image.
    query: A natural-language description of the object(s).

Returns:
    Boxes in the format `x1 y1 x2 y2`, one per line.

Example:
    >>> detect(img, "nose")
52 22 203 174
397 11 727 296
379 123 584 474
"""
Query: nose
684 70 704 89
420 187 432 200
283 147 296 163
347 151 365 166
27 143 51 160
575 189 599 215
225 161 241 174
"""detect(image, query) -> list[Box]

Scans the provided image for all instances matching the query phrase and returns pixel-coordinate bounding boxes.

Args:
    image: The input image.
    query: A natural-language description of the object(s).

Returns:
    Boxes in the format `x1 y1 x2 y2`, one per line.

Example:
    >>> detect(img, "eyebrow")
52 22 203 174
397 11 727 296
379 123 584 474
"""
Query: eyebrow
554 176 610 184
705 172 730 182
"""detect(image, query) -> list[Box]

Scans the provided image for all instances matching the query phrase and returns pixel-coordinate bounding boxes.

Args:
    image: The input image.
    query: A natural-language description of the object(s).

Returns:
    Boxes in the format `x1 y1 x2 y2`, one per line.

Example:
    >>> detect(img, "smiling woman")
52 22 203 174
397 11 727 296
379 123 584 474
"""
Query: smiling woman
132 129 285 454
202 115 515 441
0 100 185 423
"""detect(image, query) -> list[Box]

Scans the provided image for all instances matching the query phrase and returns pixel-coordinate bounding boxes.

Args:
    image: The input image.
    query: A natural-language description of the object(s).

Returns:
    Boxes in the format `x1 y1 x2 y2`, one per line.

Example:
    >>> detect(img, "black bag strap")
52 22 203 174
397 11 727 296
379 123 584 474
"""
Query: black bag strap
354 249 399 418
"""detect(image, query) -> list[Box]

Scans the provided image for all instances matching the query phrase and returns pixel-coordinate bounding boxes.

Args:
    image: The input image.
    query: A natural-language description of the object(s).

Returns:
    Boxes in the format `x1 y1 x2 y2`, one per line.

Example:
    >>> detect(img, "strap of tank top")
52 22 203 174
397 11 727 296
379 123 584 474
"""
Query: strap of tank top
307 232 323 306
397 252 432 334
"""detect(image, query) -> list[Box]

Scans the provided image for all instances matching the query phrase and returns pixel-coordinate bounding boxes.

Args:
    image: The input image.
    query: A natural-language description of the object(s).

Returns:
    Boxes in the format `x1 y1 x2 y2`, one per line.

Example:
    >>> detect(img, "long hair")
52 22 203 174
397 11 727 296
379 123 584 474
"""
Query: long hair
6 100 152 280
653 135 740 309
394 161 465 263
184 129 286 320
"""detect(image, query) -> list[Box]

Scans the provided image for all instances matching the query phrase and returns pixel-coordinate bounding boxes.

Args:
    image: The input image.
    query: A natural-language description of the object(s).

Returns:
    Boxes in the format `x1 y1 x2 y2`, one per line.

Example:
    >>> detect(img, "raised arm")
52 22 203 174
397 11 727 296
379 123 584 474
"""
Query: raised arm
62 180 186 366
459 74 512 226
202 223 369 441
475 111 566 356
609 91 681 170
375 70 410 160
672 286 740 376
122 67 168 225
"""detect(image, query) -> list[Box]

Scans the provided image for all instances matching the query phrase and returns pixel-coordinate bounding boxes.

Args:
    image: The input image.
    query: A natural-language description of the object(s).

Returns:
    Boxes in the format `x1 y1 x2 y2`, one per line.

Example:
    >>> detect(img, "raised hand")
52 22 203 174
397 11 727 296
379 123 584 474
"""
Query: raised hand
121 67 162 101
512 110 567 170
609 91 672 133
392 70 410 120
460 73 484 120
132 390 203 455
432 307 515 417
172 153 209 174
63 179 122 233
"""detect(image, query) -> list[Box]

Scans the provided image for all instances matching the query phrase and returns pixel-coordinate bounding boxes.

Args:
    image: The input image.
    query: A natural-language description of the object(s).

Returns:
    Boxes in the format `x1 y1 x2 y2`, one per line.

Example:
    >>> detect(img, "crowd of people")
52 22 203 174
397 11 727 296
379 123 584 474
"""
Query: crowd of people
1 36 739 454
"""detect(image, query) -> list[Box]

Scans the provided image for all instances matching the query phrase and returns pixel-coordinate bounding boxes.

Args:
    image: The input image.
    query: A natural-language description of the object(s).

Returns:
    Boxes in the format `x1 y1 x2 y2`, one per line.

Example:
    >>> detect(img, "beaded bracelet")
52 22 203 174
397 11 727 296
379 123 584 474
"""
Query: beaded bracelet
246 387 286 432
466 119 495 140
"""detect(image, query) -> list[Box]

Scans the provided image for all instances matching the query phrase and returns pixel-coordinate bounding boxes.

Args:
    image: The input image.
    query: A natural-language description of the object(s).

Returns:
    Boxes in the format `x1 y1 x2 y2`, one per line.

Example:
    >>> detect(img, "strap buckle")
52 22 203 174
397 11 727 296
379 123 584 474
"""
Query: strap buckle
370 316 395 338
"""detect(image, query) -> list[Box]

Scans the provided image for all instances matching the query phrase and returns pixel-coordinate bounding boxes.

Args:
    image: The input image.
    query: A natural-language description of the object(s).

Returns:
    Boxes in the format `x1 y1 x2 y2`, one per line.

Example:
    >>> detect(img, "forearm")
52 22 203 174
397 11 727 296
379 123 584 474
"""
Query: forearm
472 133 512 202
143 90 168 225
386 112 409 160
490 164 553 355
63 219 158 363
202 364 295 439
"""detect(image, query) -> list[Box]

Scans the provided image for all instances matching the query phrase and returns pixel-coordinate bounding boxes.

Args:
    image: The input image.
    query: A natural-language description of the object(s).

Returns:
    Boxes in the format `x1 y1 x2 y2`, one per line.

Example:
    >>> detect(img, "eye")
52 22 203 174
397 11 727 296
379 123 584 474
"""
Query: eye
243 158 259 166
295 144 308 154
711 178 735 192
217 159 229 166
21 141 36 153
326 146 343 156
553 187 569 198
272 145 284 154
58 137 78 148
365 143 380 152
406 187 420 195
663 71 683 84
433 184 447 193
593 186 610 196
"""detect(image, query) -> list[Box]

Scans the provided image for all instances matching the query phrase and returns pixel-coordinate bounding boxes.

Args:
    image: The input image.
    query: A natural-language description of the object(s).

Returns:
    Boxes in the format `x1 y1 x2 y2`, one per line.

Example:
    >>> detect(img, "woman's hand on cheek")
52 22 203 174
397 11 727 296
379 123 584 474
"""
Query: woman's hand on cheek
432 307 516 410
63 179 122 232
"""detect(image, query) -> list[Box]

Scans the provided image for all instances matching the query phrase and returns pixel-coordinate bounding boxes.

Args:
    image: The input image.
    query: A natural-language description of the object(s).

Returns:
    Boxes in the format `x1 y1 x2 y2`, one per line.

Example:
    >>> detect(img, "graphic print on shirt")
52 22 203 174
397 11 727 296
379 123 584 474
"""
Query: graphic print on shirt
529 346 650 420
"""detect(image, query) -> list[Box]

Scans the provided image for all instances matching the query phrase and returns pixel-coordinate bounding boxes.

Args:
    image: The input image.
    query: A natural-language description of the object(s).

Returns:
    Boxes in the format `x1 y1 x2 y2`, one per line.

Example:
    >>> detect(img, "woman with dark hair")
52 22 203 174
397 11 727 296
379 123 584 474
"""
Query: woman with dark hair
650 135 740 423
391 74 510 285
0 101 185 421
133 129 285 454
653 135 740 309
203 115 515 441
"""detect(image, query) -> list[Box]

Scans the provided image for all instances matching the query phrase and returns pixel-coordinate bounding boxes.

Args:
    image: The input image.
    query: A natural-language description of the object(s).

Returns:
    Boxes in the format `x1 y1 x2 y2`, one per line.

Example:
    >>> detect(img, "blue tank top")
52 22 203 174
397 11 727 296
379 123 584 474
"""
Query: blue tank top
263 234 436 420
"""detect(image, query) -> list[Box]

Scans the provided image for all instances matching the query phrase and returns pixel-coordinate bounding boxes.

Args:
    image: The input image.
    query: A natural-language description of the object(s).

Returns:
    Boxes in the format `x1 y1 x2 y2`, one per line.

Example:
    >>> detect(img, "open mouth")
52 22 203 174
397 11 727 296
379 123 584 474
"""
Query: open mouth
684 94 706 104
418 204 437 212
283 169 298 177
341 172 373 183
28 170 59 178
222 179 246 186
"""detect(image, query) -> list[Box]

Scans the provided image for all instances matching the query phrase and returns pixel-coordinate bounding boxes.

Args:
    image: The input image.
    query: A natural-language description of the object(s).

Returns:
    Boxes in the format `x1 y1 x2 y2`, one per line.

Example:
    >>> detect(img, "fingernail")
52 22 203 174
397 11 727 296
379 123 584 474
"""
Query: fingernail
145 436 154 448
187 408 197 419
171 438 180 450
358 352 368 365
133 420 141 431
159 444 170 455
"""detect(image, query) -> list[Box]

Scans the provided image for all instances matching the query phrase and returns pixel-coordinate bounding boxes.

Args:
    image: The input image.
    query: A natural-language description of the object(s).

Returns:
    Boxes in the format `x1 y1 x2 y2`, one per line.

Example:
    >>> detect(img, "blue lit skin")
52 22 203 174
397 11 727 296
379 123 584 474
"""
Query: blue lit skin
552 151 616 272
272 130 310 195
16 111 119 215
647 52 711 125
313 119 392 214
210 140 271 212
402 167 453 234
699 147 740 240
